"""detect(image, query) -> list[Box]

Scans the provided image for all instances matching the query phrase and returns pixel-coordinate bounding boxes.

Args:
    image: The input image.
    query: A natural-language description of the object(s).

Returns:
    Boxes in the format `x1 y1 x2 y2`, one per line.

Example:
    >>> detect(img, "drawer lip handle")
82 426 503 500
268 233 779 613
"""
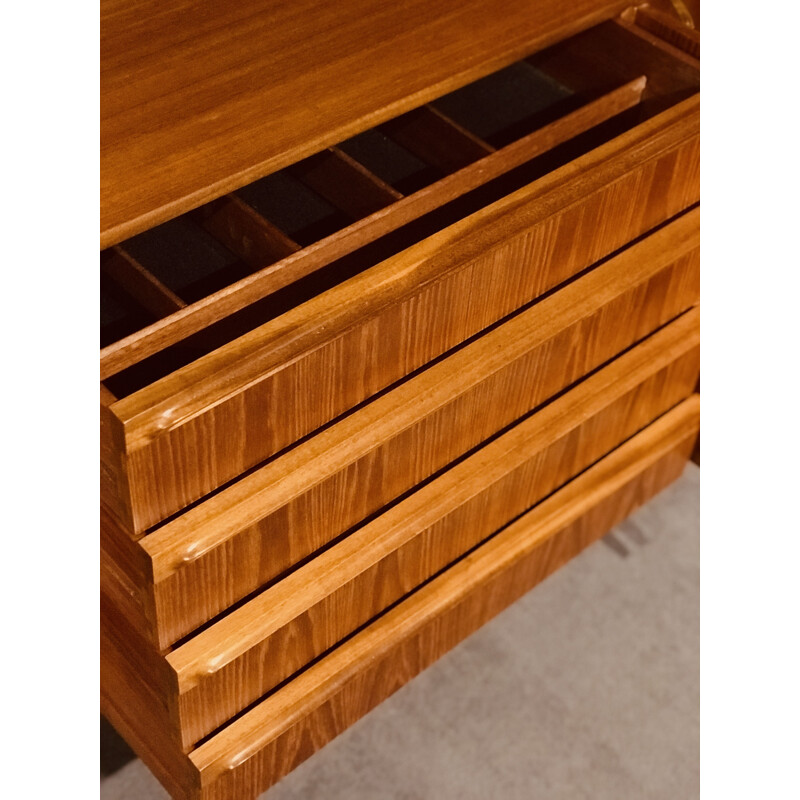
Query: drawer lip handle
190 396 700 785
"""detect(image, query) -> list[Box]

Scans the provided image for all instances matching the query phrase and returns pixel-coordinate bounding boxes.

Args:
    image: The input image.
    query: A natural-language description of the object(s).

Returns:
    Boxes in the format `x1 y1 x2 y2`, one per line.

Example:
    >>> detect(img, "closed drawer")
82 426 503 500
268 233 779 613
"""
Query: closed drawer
186 396 700 799
100 19 699 535
102 395 698 799
121 209 698 651
156 305 698 749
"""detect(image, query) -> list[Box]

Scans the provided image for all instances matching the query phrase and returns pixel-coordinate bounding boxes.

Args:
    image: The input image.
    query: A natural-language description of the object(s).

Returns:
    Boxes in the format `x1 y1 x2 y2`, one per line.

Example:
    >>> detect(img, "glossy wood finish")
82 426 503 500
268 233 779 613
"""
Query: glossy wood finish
197 196 301 270
616 13 699 69
100 384 133 536
169 327 699 747
190 400 699 799
100 402 699 799
100 11 701 799
101 0 629 246
380 106 494 172
140 211 699 649
100 77 647 380
103 97 699 535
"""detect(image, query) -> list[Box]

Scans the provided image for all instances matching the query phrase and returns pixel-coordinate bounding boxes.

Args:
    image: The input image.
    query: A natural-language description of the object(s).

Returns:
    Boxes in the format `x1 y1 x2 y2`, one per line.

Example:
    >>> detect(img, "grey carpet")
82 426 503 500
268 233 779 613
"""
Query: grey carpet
101 464 699 799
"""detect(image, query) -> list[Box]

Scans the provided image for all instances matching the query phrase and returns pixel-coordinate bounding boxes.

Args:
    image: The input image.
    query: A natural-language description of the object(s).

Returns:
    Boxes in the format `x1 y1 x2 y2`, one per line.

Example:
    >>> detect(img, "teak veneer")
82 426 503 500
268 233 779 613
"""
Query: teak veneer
101 0 633 246
103 96 699 535
134 209 699 651
170 318 699 747
102 400 699 798
101 8 700 799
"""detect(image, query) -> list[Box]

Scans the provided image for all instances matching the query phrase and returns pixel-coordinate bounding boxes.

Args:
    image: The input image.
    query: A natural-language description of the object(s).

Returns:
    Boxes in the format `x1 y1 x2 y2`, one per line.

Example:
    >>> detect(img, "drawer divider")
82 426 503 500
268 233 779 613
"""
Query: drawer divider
289 147 403 220
195 195 301 270
101 246 187 320
622 6 699 60
615 17 700 69
380 105 495 173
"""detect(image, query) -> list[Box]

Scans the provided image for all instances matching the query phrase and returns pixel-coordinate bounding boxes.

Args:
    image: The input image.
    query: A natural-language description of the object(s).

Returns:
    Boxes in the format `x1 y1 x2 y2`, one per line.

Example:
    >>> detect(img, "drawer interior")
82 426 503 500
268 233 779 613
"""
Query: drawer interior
100 18 698 398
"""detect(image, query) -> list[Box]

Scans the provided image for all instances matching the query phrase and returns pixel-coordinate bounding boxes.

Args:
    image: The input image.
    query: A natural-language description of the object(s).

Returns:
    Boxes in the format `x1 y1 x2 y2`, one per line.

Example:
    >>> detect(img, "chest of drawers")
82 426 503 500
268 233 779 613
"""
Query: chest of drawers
100 3 699 797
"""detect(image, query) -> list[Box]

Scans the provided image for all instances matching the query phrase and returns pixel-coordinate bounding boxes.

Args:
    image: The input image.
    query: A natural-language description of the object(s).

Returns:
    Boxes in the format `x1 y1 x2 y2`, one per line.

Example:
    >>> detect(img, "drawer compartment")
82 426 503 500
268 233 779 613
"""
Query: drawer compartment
165 310 698 748
100 19 699 535
131 209 699 650
188 396 700 799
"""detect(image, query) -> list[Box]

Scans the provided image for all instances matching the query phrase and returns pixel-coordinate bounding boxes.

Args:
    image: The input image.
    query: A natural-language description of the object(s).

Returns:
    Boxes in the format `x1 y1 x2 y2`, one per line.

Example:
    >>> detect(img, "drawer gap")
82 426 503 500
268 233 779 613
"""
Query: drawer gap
163 305 695 659
184 391 698 752
142 208 696 534
102 90 657 397
188 404 698 783
150 301 698 656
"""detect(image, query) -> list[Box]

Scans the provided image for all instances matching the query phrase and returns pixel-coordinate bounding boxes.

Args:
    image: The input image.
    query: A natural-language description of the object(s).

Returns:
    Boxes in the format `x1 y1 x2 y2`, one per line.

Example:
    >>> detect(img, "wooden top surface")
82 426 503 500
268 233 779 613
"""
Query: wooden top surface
100 0 626 247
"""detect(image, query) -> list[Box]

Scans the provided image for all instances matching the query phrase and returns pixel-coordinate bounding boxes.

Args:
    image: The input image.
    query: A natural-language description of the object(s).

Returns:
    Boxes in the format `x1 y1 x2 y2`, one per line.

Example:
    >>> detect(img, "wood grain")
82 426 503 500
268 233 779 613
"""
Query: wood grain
290 148 402 218
101 593 194 800
99 12 702 799
616 15 700 70
190 399 699 799
101 0 630 246
100 504 155 644
100 77 646 380
141 211 700 649
100 383 136 534
168 324 699 747
104 98 700 534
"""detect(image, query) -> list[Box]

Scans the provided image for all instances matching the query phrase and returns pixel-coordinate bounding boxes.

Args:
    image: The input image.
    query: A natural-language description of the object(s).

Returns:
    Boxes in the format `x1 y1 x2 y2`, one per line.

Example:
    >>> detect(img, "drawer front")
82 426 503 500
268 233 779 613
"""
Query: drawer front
108 97 699 534
141 209 699 649
167 314 699 747
189 396 700 799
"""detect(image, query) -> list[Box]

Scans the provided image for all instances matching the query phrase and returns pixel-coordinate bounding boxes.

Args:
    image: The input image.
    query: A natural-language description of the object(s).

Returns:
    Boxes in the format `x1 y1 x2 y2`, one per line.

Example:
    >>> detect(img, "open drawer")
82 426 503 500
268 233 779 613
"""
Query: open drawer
100 18 699 536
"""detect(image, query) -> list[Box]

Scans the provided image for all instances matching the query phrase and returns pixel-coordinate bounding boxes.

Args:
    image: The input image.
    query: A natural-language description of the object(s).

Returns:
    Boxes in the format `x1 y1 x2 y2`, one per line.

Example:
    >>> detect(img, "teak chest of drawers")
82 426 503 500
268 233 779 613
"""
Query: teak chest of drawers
100 3 700 798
